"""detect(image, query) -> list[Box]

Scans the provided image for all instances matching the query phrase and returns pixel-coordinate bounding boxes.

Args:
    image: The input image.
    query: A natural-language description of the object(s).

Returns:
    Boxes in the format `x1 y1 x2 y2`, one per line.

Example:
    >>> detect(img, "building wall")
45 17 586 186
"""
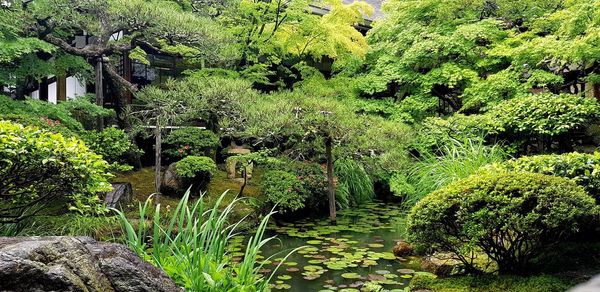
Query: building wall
30 76 87 104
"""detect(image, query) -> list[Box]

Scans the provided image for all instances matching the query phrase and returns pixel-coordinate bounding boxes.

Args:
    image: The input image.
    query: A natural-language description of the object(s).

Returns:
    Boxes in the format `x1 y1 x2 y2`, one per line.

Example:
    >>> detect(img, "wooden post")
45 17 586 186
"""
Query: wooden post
325 136 336 223
95 57 104 130
154 125 162 205
57 75 67 102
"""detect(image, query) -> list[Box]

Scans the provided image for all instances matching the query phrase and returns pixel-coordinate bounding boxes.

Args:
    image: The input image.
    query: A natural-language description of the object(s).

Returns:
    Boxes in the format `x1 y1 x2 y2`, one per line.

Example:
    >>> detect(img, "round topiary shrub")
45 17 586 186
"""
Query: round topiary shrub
407 172 596 274
0 120 112 223
163 128 219 161
481 152 600 202
162 156 217 196
261 170 308 213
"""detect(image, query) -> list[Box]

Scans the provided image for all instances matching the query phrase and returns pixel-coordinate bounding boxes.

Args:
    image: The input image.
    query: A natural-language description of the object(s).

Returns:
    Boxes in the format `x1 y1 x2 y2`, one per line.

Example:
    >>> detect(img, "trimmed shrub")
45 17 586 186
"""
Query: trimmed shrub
163 127 219 161
261 170 308 213
0 120 112 222
408 172 596 274
175 156 217 194
482 152 600 202
81 127 141 170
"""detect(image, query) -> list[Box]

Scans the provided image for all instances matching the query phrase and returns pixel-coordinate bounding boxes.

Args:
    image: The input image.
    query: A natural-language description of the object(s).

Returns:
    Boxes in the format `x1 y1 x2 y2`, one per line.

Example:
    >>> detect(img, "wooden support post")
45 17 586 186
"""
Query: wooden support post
95 57 104 130
57 75 67 102
154 125 162 205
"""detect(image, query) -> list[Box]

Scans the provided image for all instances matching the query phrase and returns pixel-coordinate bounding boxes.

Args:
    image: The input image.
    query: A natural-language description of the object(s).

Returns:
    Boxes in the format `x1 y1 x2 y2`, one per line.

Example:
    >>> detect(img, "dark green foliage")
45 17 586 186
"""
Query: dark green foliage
408 172 596 274
57 95 115 130
0 120 112 223
482 152 600 202
81 127 141 169
163 127 219 161
334 159 374 207
261 170 307 213
172 156 217 195
176 156 217 179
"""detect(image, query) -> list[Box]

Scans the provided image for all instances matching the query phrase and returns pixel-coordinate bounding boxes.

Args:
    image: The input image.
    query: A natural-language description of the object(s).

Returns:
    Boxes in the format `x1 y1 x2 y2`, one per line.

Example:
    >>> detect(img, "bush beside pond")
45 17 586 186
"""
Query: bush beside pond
408 172 597 274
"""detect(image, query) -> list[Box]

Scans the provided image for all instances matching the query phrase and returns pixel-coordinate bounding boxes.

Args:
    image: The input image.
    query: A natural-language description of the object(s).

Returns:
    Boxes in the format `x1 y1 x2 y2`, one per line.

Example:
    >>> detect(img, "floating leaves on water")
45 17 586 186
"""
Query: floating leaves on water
367 243 384 248
277 275 292 280
303 265 324 271
286 267 300 272
375 270 390 275
271 283 291 290
397 268 415 274
307 240 323 245
341 272 361 279
285 261 298 266
400 274 413 279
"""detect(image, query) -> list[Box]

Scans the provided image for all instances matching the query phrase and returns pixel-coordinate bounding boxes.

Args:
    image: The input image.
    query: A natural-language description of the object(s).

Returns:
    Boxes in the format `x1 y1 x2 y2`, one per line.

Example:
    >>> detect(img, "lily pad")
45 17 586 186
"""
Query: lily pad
341 272 361 279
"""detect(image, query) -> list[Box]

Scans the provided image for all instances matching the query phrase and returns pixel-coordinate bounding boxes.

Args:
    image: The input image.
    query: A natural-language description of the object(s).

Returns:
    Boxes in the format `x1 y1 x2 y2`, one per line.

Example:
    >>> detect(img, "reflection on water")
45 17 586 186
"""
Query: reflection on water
228 202 423 291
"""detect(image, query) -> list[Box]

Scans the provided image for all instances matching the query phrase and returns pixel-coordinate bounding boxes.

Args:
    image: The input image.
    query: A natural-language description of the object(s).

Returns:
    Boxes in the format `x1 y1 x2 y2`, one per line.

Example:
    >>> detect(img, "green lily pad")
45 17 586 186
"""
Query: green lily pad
341 272 361 279
277 275 292 280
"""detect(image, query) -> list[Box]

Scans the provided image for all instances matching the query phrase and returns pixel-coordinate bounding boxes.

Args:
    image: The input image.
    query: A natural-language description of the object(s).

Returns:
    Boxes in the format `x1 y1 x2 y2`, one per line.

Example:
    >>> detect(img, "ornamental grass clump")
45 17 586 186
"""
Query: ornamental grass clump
408 172 596 274
113 189 300 291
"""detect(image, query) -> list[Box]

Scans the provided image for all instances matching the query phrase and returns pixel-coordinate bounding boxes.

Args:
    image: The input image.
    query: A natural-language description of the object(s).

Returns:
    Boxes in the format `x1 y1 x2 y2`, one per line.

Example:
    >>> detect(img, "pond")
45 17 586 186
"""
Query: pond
228 202 424 291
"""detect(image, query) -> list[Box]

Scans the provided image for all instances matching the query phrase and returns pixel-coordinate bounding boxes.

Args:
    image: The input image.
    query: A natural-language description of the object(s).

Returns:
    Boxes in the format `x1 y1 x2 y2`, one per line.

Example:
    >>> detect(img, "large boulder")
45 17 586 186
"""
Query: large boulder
0 236 181 292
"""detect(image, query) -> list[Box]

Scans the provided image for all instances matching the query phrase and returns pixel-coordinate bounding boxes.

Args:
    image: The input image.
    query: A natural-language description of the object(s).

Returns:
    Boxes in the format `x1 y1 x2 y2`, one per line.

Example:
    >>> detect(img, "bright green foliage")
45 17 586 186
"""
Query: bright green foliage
361 0 593 121
176 156 217 179
0 120 112 222
114 190 300 291
482 152 600 202
223 0 372 86
261 170 307 213
408 172 596 274
489 93 600 136
334 159 374 206
163 128 219 160
81 127 140 170
0 96 84 133
395 139 507 207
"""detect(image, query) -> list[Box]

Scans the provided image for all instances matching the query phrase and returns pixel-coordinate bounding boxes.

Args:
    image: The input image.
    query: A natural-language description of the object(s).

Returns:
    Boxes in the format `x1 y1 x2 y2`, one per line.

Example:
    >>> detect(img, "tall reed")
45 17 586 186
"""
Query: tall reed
402 139 507 207
113 189 300 291
334 158 375 207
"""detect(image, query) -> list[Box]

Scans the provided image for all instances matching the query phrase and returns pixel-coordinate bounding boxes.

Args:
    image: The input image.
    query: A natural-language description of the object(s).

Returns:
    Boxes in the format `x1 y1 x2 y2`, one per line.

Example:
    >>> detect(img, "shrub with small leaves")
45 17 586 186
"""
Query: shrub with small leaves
81 127 141 170
490 93 600 136
481 152 600 202
164 127 219 161
176 155 217 179
408 172 596 274
261 170 308 213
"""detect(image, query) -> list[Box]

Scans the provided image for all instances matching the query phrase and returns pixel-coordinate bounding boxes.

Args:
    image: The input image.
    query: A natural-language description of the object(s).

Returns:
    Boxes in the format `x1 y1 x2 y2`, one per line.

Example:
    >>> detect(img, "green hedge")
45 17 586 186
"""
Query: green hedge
482 152 600 202
408 172 596 274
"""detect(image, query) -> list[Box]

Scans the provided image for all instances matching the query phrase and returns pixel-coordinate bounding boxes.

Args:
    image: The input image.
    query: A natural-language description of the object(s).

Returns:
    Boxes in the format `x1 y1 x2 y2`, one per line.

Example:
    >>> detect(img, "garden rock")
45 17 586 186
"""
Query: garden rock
420 253 463 276
0 236 181 292
161 162 183 196
104 182 133 209
393 240 414 257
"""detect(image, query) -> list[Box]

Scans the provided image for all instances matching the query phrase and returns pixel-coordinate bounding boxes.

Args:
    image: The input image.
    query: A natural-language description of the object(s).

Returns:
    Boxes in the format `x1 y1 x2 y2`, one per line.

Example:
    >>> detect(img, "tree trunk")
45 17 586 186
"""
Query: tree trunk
238 167 247 197
325 137 336 223
95 57 104 130
154 125 162 205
